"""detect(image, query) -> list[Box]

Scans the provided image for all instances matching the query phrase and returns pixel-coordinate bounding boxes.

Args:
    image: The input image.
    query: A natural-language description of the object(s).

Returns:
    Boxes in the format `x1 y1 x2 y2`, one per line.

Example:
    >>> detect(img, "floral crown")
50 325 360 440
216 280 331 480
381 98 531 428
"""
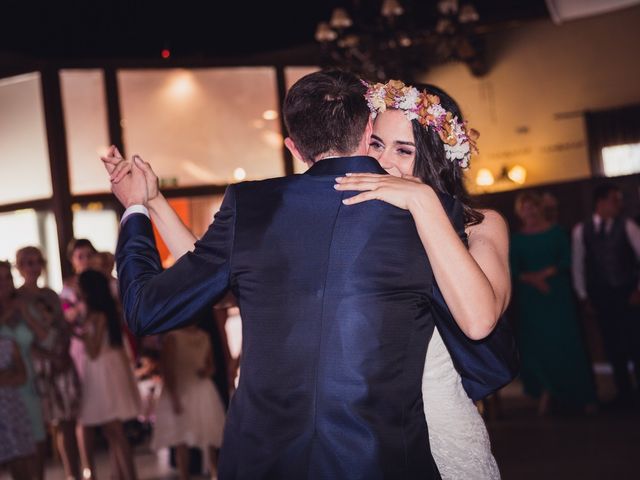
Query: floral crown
362 79 479 169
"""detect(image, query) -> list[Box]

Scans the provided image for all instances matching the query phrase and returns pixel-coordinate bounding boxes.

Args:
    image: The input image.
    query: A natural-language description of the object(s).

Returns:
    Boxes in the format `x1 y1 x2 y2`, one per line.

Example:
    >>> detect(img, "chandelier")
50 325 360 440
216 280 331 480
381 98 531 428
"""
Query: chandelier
315 0 484 82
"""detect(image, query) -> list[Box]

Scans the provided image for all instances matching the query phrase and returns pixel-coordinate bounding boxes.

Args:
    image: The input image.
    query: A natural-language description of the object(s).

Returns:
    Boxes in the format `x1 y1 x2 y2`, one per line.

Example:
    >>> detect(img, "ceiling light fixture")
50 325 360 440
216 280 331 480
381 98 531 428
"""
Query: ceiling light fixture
315 0 485 81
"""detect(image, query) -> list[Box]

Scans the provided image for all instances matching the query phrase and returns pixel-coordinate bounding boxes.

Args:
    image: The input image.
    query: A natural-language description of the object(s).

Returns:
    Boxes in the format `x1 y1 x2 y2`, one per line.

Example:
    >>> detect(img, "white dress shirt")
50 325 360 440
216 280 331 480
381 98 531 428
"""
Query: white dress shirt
571 214 640 300
120 204 150 224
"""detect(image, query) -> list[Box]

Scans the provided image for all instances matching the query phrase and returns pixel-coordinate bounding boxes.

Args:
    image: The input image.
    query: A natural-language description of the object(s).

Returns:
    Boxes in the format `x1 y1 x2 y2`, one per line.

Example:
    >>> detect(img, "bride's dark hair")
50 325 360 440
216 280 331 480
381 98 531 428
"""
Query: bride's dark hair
409 83 484 226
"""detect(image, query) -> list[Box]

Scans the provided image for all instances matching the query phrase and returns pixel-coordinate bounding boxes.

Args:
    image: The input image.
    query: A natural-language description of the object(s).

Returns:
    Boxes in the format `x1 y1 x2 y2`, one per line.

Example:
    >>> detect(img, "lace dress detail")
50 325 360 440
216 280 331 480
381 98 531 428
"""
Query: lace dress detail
423 328 501 480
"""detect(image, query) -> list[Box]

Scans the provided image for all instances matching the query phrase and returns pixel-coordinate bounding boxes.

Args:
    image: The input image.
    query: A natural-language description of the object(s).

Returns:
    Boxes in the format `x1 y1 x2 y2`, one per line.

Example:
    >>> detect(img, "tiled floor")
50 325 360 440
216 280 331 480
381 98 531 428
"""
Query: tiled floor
0 447 179 480
2 378 639 479
489 380 640 480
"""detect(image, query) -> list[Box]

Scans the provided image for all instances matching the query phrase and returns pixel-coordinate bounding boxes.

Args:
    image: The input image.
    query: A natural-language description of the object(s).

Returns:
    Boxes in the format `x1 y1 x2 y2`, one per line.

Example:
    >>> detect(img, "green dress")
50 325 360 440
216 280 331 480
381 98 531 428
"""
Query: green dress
510 225 597 405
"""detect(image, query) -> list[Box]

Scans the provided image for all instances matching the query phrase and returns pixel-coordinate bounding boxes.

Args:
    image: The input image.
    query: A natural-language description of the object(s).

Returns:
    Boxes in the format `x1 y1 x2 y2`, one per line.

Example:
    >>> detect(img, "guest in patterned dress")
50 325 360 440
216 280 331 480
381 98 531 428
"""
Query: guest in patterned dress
0 335 35 480
17 246 83 480
0 261 47 480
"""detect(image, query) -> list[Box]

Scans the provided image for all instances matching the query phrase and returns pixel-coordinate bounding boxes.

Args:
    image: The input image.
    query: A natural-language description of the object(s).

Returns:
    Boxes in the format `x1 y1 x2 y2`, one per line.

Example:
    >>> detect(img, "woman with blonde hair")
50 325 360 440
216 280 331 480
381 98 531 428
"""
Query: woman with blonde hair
16 246 82 480
510 192 597 415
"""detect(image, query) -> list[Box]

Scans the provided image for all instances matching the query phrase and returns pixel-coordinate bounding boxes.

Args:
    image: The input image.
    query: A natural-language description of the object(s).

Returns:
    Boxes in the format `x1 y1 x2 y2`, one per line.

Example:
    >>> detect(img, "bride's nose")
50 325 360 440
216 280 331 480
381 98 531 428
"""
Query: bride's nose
377 152 398 173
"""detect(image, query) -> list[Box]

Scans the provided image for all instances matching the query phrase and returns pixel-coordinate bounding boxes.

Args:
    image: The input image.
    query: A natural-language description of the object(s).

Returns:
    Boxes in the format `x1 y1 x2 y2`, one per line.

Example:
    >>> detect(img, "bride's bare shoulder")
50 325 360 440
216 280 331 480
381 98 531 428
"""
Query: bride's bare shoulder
467 209 509 241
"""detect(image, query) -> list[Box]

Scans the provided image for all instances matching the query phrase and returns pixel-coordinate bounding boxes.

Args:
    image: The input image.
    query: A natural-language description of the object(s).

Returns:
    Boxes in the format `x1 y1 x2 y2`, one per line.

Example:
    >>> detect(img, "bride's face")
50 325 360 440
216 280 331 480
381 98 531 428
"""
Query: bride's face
367 109 416 178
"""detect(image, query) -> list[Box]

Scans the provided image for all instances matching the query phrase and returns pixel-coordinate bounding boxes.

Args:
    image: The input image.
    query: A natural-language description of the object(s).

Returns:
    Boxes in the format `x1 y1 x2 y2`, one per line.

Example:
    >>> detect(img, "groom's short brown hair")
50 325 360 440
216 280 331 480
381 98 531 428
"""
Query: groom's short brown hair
283 70 370 163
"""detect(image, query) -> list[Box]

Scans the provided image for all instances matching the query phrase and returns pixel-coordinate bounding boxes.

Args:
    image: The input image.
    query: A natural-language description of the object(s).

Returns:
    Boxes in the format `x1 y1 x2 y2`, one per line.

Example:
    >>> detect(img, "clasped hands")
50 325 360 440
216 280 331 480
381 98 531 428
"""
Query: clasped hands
519 267 557 294
101 146 433 213
100 145 159 209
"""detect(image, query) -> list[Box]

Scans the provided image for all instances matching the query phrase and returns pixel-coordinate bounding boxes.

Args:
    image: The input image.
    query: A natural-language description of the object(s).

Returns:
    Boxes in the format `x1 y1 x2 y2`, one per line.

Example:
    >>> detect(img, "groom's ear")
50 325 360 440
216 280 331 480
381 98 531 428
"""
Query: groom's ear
357 115 374 154
284 137 310 166
364 115 373 145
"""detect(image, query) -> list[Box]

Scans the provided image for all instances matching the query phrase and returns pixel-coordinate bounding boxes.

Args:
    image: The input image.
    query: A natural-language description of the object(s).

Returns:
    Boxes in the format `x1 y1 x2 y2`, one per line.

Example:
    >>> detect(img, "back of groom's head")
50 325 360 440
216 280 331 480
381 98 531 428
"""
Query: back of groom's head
283 70 370 163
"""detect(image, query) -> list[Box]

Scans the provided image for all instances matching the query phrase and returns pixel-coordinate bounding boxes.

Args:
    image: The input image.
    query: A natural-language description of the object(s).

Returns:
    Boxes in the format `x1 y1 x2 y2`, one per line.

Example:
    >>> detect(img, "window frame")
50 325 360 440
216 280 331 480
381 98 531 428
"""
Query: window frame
0 62 312 279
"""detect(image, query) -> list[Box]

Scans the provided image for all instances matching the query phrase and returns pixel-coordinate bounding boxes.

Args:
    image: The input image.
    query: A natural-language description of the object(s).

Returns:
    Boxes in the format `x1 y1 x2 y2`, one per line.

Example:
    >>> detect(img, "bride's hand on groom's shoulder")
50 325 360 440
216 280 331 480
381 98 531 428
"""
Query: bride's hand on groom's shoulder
334 173 432 212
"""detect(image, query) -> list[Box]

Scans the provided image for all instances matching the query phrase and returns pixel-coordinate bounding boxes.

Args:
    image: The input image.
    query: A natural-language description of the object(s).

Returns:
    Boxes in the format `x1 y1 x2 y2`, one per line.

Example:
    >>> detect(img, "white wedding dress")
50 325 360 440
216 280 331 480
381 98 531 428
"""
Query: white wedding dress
422 328 501 480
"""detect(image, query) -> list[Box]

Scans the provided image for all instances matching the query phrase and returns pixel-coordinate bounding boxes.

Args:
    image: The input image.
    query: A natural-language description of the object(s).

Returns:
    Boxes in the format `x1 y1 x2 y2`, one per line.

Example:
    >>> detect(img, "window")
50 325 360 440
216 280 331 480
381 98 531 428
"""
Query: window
0 210 62 291
60 70 111 194
602 143 640 177
118 68 284 187
153 195 224 267
0 73 52 204
72 203 119 254
585 104 640 176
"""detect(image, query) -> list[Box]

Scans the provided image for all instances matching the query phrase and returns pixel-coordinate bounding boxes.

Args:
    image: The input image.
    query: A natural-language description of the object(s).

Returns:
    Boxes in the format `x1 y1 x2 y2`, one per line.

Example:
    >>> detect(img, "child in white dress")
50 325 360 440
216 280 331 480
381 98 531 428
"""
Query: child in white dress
152 324 226 479
77 270 140 480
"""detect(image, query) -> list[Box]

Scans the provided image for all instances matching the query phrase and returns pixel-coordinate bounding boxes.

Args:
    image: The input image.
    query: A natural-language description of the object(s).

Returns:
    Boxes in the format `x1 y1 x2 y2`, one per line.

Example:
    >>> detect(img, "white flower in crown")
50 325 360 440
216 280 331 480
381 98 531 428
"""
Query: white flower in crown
405 110 420 121
397 87 420 111
445 142 470 163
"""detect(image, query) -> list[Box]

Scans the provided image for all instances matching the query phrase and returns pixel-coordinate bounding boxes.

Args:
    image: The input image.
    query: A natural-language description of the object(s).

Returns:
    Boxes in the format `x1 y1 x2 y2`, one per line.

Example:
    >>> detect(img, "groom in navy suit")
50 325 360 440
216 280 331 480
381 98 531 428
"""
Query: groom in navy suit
110 70 441 479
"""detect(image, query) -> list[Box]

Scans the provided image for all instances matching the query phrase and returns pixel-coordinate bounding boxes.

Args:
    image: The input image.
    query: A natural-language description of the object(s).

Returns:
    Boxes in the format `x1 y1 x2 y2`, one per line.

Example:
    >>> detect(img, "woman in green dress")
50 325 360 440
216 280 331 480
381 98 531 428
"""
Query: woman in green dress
510 192 597 415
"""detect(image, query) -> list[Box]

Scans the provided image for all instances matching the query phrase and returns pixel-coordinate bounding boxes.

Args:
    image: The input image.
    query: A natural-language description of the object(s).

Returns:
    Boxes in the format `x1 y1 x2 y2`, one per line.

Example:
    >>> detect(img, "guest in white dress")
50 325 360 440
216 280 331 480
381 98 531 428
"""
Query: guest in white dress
77 270 140 480
152 324 226 480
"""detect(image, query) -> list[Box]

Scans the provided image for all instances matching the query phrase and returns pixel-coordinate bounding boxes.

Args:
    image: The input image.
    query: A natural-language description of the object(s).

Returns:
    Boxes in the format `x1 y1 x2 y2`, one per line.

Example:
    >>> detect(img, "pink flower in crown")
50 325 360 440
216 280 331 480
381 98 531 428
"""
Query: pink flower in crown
365 82 387 117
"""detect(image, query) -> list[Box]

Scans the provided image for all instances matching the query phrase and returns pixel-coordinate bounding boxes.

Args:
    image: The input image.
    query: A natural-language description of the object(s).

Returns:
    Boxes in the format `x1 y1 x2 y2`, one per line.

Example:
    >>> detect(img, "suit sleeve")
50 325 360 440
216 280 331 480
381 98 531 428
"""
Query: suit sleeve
116 185 236 336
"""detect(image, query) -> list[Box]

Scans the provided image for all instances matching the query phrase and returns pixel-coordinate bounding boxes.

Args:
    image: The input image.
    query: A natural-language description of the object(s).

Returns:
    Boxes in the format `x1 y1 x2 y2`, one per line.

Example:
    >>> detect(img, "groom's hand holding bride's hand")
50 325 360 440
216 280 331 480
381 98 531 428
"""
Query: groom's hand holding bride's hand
100 146 159 208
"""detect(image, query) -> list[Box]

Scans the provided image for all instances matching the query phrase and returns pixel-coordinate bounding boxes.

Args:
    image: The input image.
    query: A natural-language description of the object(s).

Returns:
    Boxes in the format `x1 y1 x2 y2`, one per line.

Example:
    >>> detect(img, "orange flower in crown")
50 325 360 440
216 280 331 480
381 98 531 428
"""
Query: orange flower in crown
362 79 479 169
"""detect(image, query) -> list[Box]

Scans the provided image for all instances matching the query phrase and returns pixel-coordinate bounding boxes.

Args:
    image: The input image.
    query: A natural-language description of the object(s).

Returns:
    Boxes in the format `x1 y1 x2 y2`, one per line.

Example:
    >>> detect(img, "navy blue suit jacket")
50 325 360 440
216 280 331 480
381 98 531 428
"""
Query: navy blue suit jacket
117 156 441 479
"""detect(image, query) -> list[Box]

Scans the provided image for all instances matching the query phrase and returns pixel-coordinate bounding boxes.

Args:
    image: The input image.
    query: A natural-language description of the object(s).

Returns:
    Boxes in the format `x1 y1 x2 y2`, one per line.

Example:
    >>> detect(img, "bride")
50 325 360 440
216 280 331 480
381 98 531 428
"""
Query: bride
103 80 511 480
335 80 511 479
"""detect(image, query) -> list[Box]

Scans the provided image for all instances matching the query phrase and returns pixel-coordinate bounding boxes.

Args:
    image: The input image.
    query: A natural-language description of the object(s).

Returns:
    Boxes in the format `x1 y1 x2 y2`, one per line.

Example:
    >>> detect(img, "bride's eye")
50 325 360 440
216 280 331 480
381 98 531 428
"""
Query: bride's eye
369 140 384 150
397 148 414 156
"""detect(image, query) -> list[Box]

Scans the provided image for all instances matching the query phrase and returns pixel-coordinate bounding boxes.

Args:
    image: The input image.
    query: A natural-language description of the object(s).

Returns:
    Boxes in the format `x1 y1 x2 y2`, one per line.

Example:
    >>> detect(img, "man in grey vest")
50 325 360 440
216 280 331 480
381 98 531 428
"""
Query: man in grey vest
572 183 640 407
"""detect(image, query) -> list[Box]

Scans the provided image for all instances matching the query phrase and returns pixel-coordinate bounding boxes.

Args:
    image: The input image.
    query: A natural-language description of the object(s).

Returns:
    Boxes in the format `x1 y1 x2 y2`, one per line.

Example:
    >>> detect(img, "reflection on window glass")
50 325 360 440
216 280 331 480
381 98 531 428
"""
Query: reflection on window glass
72 203 119 255
0 210 62 291
602 143 640 177
118 68 284 187
60 70 111 194
285 67 319 174
0 73 52 204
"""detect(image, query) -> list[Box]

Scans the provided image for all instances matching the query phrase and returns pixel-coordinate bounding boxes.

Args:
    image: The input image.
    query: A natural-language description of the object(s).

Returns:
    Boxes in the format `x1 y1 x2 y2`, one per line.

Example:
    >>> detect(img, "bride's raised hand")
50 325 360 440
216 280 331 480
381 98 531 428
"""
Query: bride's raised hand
100 147 160 203
334 173 430 211
131 156 160 203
